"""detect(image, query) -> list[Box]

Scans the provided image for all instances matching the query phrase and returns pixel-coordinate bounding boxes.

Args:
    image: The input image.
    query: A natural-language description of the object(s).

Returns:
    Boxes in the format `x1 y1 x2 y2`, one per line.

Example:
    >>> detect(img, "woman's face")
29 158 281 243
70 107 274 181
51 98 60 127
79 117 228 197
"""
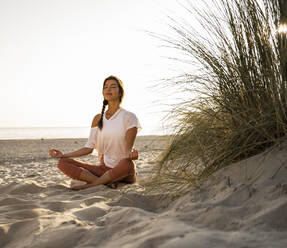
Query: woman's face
103 79 120 102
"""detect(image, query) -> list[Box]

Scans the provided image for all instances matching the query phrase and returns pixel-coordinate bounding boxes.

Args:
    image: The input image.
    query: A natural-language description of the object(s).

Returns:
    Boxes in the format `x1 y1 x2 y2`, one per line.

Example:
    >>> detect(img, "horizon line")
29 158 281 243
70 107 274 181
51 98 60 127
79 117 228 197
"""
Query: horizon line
0 126 89 129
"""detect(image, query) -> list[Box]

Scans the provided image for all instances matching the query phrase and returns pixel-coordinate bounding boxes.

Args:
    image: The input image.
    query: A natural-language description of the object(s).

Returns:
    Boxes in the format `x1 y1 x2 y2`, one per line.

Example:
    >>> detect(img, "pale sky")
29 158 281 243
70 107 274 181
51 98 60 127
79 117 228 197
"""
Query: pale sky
0 0 202 135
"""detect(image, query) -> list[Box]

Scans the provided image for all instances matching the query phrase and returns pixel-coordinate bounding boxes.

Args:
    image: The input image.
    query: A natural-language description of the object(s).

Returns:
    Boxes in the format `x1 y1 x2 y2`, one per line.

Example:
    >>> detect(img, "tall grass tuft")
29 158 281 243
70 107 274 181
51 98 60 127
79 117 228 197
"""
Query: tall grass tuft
149 0 287 191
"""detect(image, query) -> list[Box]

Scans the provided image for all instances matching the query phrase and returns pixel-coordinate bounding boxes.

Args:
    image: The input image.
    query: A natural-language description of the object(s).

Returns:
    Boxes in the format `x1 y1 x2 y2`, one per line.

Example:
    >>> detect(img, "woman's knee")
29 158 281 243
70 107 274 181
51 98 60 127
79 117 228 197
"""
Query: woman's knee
58 158 74 169
118 158 134 169
57 158 82 180
108 159 135 182
58 157 72 165
57 158 74 171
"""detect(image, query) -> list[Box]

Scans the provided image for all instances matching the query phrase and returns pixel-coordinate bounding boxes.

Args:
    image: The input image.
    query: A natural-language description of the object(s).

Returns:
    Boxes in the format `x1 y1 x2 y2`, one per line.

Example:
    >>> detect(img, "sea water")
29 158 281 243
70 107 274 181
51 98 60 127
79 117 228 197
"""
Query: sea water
0 127 90 140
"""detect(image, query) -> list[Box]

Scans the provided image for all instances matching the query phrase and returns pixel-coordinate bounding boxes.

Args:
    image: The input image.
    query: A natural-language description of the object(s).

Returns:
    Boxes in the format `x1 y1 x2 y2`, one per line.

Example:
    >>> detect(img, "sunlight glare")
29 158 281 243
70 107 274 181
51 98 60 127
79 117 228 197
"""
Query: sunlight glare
277 24 287 33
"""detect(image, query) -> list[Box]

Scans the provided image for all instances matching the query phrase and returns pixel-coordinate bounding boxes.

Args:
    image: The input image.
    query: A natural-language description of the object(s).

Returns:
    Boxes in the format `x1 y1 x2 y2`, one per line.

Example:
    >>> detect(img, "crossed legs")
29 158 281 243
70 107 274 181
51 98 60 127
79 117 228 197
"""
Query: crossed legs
57 158 136 188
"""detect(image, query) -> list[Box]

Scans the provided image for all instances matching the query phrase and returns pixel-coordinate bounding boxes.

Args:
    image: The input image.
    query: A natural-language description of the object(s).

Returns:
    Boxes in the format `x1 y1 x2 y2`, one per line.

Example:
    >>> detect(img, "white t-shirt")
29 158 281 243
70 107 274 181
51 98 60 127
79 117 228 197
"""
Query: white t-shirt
84 108 141 168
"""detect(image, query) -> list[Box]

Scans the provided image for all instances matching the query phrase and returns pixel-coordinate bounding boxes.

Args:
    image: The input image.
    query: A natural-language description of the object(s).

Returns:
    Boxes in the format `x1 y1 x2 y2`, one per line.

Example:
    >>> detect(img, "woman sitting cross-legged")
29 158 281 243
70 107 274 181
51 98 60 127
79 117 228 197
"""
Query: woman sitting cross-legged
48 75 141 190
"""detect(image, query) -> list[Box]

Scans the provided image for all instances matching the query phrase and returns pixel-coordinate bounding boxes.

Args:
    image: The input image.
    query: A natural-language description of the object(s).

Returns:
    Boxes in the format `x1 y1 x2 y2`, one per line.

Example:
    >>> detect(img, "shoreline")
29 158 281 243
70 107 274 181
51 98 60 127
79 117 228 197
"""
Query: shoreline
0 134 172 142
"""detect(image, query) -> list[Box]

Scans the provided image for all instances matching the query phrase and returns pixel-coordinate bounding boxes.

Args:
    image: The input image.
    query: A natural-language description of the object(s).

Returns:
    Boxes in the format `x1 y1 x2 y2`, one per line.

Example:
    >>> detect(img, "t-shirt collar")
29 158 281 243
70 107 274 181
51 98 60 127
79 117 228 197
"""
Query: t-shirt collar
104 107 122 121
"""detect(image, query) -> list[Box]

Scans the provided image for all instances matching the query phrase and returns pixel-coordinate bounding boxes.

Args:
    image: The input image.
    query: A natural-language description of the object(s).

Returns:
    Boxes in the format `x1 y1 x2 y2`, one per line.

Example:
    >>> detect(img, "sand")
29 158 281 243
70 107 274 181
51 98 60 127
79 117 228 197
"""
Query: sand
0 136 287 248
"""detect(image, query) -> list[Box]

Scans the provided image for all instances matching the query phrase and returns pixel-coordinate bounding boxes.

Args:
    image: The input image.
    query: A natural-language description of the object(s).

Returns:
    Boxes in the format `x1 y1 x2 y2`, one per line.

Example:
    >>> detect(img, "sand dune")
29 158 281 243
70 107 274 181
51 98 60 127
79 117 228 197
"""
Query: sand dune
0 136 287 247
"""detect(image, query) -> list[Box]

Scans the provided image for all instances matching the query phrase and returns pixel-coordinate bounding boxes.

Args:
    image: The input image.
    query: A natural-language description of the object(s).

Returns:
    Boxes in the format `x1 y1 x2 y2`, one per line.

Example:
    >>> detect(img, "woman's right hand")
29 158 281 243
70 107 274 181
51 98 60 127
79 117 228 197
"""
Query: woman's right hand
129 148 138 160
49 149 64 158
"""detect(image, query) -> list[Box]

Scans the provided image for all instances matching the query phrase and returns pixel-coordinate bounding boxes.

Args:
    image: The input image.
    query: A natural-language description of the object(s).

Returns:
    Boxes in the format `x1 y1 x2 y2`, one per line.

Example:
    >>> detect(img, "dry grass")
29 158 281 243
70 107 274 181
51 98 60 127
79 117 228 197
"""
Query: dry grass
148 0 287 192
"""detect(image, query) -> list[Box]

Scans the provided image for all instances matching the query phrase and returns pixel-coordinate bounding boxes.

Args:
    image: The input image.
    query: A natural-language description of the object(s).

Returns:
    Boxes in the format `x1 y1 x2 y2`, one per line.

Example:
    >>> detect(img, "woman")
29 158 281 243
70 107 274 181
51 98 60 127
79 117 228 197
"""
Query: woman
49 75 141 190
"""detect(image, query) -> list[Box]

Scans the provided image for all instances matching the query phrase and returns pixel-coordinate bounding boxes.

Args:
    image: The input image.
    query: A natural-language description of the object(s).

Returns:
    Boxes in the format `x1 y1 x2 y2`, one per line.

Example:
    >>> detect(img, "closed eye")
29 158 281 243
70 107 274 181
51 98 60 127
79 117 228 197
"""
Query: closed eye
104 85 118 89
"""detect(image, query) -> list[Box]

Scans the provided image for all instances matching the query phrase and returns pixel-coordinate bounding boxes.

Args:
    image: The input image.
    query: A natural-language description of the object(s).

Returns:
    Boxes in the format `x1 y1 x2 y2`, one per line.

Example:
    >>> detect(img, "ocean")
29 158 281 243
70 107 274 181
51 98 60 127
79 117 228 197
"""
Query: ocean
0 127 91 140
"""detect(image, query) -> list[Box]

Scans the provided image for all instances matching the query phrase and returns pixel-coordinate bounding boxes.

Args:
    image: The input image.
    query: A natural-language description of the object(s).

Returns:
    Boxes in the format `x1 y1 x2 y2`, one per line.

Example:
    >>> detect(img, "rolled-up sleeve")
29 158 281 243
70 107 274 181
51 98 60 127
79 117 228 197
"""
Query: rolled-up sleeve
125 112 142 132
84 127 98 148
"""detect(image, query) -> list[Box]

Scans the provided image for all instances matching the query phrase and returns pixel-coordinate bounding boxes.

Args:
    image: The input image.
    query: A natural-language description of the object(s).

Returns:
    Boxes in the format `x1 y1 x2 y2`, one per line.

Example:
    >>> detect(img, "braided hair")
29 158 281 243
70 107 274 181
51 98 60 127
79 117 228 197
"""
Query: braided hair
98 75 124 130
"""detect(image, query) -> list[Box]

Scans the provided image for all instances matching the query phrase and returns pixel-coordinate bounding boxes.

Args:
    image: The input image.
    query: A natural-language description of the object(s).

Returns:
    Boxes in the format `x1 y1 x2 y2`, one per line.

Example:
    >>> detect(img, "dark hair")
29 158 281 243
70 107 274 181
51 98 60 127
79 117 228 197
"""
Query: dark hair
98 75 124 130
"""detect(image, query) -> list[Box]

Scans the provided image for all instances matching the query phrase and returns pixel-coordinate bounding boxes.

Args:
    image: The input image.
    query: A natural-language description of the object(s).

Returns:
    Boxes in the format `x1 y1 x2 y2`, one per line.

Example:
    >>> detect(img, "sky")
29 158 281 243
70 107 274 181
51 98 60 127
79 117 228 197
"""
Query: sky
0 0 202 135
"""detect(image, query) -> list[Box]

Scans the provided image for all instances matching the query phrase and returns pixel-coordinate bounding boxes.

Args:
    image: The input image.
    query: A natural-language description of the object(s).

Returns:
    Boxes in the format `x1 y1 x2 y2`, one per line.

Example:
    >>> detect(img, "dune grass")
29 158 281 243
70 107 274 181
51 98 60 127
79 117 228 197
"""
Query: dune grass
148 0 287 191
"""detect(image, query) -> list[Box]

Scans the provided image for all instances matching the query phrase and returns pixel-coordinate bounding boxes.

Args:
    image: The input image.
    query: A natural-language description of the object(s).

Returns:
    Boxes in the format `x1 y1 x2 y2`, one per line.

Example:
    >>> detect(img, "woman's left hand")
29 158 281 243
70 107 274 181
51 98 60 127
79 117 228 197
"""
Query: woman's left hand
129 148 138 160
49 149 64 158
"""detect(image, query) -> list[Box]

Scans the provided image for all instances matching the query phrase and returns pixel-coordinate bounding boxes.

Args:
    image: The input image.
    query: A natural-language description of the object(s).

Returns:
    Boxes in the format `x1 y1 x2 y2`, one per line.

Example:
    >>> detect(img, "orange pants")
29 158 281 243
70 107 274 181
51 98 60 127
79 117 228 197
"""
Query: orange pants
57 157 136 183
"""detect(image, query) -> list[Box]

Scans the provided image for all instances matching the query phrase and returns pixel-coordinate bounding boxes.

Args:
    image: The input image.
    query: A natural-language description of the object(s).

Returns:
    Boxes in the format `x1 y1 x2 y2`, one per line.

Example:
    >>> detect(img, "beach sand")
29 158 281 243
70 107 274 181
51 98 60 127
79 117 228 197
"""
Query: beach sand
0 136 287 248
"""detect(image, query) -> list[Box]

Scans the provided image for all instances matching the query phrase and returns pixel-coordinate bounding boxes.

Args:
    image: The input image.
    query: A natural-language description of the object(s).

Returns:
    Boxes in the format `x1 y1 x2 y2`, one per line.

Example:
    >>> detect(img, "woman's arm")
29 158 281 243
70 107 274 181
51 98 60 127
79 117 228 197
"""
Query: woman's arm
60 147 93 158
125 127 138 160
49 147 93 158
125 127 137 151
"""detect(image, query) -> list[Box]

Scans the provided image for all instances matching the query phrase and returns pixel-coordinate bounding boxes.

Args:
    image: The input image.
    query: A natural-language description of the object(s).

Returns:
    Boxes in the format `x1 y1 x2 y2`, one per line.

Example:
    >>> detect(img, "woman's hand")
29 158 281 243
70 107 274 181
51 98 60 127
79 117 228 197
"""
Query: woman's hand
49 149 64 158
129 148 138 160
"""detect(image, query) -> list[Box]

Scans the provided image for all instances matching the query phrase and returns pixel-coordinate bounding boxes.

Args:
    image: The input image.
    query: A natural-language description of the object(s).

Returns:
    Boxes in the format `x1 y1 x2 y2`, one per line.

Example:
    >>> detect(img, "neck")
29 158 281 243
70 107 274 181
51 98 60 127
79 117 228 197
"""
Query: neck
107 101 120 113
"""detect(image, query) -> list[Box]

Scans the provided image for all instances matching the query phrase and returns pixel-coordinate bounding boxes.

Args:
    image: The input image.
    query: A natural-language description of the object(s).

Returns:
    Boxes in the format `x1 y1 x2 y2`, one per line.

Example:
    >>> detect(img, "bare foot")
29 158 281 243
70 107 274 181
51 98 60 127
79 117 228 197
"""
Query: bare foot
70 183 92 190
107 182 118 189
